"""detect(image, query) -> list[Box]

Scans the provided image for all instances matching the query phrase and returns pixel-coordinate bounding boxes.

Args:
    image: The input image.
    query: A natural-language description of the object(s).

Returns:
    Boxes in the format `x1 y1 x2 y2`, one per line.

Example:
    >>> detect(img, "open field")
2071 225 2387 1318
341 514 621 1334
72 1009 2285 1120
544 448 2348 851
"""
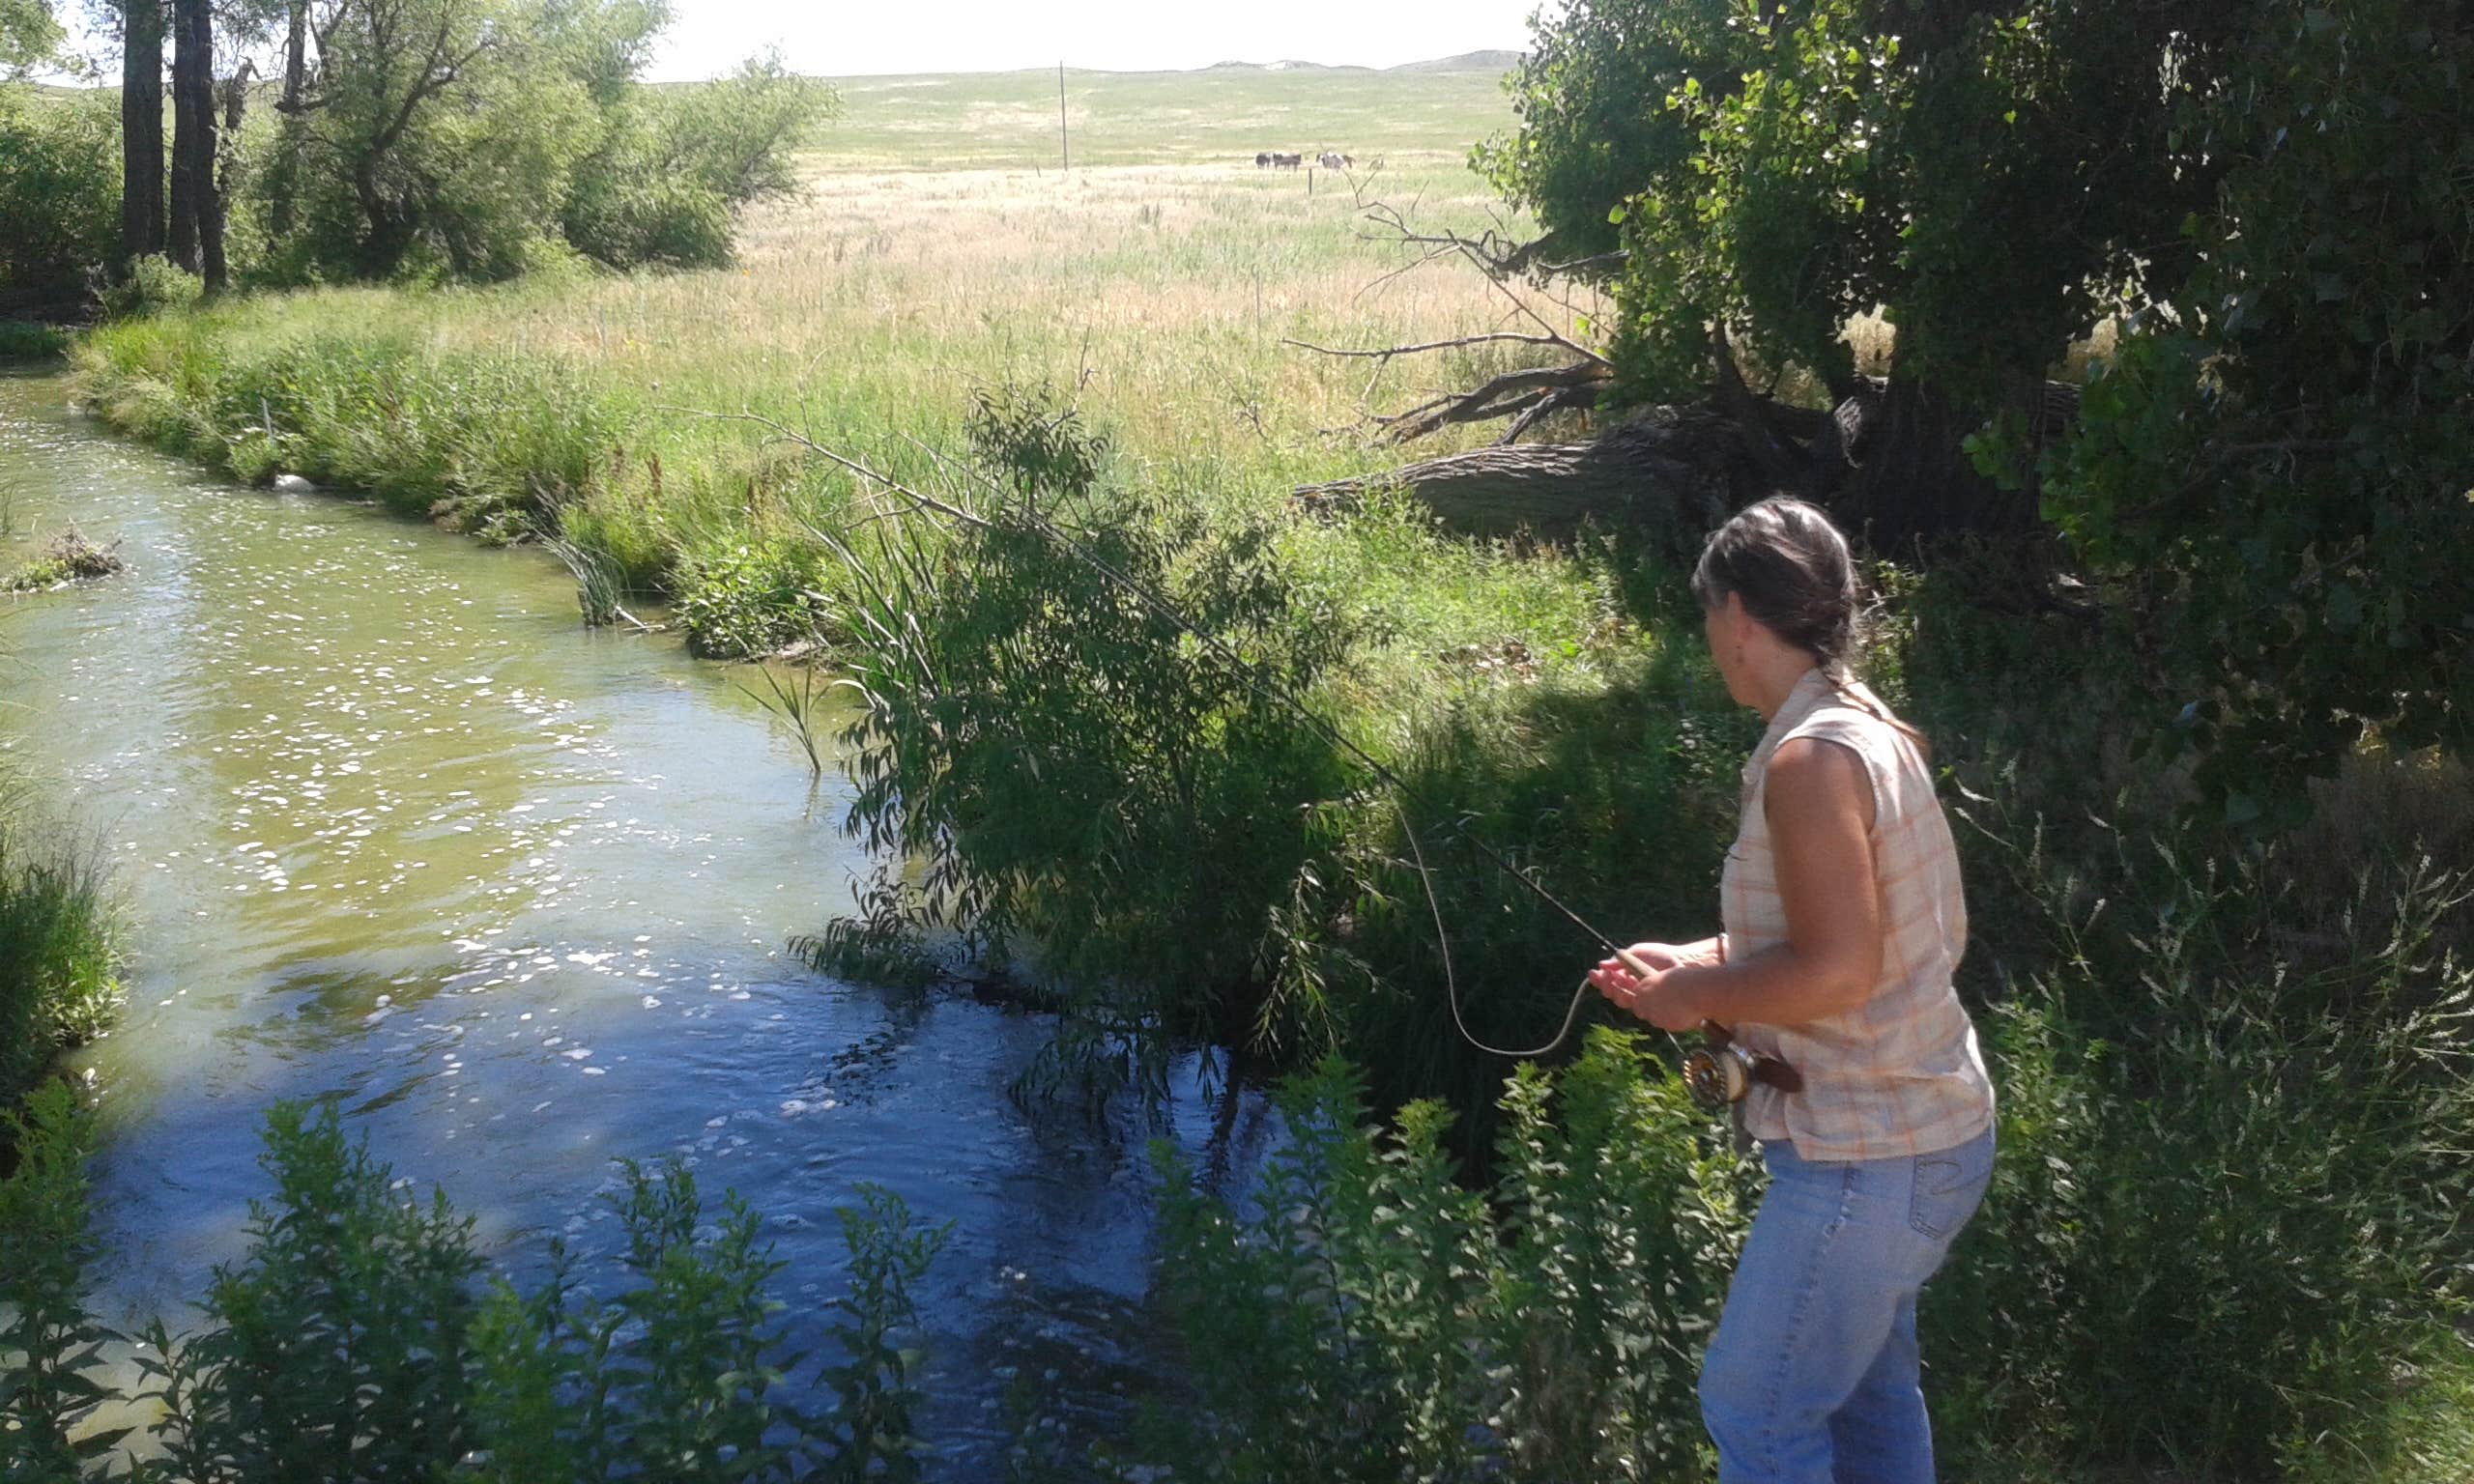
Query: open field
804 60 1518 171
196 61 1573 490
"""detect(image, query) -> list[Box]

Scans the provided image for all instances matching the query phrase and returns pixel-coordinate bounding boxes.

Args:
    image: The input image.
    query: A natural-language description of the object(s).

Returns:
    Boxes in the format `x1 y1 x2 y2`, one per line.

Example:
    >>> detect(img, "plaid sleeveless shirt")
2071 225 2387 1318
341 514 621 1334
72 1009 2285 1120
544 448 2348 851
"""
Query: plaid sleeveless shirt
1718 668 1996 1160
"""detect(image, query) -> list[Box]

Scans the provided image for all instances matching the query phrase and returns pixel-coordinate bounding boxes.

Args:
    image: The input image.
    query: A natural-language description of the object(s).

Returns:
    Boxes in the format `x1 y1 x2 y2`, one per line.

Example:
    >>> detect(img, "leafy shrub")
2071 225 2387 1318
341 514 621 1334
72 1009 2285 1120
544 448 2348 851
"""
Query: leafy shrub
0 1083 126 1479
676 539 830 658
1148 858 2474 1484
108 1099 954 1482
821 1185 950 1481
466 1166 947 1483
2038 1 2474 822
1143 1036 1745 1482
145 1100 487 1483
812 414 1356 1069
561 47 834 271
561 171 735 271
1931 837 2474 1479
98 255 205 321
0 318 70 358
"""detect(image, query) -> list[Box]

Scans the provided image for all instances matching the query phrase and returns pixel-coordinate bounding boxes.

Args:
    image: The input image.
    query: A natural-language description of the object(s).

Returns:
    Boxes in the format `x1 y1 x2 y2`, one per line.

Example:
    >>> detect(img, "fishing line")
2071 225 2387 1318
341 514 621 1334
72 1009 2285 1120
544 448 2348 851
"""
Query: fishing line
1396 799 1604 1059
681 407 1654 1055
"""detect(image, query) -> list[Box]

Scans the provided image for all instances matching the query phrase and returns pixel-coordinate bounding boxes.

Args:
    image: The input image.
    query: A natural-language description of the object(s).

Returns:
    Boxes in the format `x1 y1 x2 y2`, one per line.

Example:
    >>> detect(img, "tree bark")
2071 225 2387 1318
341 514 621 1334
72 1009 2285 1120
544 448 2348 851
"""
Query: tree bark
263 2 310 239
167 0 218 284
208 61 251 293
281 0 306 106
118 0 166 270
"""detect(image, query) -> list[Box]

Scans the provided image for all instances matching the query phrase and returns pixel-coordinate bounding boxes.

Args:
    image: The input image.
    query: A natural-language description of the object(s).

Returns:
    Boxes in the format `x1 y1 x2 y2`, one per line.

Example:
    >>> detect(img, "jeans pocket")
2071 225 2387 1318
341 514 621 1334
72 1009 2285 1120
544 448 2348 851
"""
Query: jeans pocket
1908 1141 1991 1241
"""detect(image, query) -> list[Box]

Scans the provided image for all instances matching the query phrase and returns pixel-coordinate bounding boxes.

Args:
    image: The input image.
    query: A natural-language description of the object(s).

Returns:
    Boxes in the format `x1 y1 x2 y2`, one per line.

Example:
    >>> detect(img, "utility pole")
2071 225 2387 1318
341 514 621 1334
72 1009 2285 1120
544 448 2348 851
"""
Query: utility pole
1058 61 1069 171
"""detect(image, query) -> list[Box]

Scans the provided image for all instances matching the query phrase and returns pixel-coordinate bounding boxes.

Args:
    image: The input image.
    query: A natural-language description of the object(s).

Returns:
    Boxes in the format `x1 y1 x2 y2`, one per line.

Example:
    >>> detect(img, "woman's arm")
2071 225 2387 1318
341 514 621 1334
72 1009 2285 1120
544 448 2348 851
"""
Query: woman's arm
1598 737 1882 1032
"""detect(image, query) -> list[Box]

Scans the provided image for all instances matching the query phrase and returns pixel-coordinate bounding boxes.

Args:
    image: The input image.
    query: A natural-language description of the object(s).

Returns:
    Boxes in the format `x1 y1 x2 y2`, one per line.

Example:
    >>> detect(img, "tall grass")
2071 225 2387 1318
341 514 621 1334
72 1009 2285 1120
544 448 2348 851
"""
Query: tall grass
0 790 122 1118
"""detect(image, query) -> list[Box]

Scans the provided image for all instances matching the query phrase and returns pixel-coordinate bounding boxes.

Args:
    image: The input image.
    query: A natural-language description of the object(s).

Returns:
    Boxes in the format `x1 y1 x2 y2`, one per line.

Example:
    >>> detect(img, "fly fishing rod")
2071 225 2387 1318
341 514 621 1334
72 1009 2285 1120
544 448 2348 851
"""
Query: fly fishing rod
678 407 1788 1101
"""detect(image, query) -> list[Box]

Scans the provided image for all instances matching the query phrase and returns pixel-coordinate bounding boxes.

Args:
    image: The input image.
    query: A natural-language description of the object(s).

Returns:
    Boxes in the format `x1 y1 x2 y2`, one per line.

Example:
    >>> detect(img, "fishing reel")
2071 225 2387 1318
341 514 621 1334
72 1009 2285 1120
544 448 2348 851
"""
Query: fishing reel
1681 1021 1758 1110
1679 1020 1799 1110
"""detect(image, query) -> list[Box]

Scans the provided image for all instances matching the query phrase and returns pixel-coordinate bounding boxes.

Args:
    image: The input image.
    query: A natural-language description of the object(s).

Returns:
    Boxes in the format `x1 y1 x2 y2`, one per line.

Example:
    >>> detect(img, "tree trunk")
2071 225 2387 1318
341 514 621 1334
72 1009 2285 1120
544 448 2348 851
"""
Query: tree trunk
262 2 309 239
1805 378 2060 551
167 0 216 282
354 162 414 279
208 61 251 294
281 0 305 106
118 0 166 270
1291 404 1761 542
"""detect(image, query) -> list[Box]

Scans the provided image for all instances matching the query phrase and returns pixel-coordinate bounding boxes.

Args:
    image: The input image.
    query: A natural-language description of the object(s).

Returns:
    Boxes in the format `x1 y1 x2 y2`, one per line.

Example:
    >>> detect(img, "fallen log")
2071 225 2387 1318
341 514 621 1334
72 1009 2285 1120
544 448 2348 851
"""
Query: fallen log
1289 402 1762 542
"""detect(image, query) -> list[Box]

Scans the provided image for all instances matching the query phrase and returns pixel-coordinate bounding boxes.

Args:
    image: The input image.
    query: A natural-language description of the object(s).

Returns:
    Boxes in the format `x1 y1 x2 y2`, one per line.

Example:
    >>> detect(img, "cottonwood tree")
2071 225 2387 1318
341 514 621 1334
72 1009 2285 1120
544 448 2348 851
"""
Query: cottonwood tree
1338 0 2469 815
1323 0 2223 549
252 0 825 280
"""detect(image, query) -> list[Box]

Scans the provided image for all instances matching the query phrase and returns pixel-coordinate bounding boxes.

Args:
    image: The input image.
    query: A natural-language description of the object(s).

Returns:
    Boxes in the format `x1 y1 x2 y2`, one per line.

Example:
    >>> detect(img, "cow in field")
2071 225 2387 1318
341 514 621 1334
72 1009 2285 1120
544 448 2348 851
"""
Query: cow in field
1272 152 1303 169
1256 152 1271 167
1317 151 1345 169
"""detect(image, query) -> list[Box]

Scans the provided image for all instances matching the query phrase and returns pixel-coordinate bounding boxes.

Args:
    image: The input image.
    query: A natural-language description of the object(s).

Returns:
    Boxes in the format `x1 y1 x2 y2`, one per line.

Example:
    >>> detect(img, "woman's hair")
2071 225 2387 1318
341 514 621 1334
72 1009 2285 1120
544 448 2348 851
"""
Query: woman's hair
1691 496 1929 753
1690 496 1865 673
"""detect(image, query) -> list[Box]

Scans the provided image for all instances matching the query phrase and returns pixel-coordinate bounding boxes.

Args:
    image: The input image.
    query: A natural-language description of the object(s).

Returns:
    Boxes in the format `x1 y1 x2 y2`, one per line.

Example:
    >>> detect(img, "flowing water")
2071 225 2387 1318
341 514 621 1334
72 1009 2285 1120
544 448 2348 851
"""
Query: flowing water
0 367 1270 1470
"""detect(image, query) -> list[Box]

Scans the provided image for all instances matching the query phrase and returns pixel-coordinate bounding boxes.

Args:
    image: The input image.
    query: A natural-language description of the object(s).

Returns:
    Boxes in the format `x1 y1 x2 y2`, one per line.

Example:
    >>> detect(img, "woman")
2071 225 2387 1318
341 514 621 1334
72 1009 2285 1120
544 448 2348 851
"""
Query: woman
1587 496 1996 1484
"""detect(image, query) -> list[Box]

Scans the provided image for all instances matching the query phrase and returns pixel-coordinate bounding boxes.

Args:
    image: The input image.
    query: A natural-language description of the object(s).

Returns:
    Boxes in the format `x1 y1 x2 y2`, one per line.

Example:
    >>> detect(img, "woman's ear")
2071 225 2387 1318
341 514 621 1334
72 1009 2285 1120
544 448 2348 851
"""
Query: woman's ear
1716 590 1749 645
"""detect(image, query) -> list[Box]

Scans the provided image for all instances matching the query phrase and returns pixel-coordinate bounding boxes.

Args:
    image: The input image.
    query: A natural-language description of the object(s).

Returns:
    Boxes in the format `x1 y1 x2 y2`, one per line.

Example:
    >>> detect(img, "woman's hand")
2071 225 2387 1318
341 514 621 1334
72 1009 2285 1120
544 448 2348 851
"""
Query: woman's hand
1587 942 1707 1031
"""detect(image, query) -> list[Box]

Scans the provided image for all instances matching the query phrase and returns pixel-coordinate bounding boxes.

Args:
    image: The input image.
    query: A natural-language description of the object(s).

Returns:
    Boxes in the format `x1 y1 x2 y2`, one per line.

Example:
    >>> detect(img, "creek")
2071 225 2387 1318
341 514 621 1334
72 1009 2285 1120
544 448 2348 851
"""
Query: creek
0 367 1264 1471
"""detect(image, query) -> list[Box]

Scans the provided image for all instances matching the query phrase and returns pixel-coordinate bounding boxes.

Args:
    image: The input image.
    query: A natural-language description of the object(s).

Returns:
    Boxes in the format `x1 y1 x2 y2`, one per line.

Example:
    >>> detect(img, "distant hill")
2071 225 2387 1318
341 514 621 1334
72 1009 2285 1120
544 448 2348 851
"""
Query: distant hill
1196 52 1516 75
1201 59 1376 73
1390 50 1525 73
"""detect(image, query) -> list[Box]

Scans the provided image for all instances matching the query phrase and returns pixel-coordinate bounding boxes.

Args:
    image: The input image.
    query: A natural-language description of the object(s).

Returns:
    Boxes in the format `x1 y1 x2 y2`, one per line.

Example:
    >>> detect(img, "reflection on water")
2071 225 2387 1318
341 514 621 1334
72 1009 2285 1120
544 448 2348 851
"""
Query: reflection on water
0 369 1251 1470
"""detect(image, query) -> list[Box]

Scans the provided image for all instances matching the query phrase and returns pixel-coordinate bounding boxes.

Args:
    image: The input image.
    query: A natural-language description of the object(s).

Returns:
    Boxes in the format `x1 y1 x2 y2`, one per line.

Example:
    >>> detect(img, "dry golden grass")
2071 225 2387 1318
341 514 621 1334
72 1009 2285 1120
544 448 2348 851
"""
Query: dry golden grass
329 155 1606 491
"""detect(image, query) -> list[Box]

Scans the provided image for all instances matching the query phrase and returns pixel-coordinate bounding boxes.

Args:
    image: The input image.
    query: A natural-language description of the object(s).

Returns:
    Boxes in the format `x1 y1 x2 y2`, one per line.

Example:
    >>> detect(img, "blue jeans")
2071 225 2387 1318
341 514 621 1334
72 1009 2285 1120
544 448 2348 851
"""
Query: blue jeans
1699 1127 1996 1484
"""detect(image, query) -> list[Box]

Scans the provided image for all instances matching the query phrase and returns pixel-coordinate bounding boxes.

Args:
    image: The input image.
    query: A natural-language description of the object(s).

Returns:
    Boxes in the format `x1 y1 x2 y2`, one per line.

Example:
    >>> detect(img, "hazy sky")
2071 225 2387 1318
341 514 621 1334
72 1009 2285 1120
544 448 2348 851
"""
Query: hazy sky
646 0 1548 81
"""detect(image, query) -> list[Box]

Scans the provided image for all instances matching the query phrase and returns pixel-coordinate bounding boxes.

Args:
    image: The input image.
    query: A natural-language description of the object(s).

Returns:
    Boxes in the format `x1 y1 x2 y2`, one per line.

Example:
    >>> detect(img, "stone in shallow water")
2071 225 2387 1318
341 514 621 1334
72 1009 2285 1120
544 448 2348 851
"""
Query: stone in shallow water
272 472 316 494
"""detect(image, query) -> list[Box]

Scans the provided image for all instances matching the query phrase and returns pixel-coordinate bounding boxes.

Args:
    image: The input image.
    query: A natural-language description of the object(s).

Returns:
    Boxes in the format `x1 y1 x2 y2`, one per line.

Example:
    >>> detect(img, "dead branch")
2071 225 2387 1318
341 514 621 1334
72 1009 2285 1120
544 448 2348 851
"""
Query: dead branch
1282 331 1578 361
1297 186 1622 445
1375 361 1612 443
